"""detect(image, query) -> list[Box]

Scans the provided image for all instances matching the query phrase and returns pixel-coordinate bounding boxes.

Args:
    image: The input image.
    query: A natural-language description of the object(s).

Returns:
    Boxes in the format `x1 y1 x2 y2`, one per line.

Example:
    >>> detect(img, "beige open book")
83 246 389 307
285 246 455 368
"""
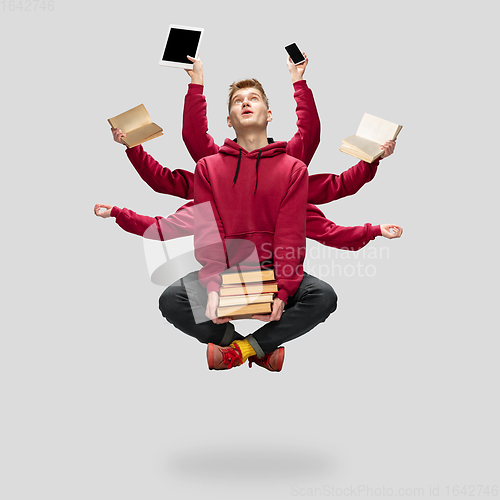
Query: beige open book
108 104 163 148
340 113 402 163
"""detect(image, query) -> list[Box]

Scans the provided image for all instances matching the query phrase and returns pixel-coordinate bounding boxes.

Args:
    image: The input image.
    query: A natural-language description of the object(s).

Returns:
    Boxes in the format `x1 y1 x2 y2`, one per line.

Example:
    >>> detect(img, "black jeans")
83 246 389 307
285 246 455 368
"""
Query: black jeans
159 271 337 356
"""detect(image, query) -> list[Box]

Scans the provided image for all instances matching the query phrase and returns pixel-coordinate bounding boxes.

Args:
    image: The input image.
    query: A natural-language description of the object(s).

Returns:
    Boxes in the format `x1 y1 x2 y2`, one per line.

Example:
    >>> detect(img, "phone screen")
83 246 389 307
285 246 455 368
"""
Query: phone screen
285 43 305 64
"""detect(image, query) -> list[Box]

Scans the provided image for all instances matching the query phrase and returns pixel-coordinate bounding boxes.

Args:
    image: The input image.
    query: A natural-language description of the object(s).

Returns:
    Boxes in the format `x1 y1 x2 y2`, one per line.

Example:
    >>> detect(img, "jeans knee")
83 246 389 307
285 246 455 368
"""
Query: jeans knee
319 282 338 316
158 285 178 322
328 286 338 314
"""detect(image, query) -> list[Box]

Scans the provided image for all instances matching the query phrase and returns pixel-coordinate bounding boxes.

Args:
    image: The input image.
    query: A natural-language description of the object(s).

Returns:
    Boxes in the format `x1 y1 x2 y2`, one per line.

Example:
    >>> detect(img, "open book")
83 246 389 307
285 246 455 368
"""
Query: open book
108 104 163 148
340 113 402 163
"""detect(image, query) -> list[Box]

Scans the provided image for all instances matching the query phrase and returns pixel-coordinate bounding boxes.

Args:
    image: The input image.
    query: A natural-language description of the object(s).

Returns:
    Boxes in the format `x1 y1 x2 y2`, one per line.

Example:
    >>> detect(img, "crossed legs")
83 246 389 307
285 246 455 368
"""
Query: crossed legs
159 270 337 364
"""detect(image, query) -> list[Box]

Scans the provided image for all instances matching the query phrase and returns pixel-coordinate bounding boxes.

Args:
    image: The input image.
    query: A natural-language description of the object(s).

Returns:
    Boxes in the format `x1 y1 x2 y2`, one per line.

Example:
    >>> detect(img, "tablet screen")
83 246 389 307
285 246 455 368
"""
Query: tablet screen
161 27 202 64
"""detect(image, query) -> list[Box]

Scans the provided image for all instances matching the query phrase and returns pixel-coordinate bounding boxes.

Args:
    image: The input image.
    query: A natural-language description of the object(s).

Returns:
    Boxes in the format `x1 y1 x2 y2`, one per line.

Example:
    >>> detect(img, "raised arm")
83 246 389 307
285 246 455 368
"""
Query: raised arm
111 128 194 199
182 56 220 163
285 53 321 166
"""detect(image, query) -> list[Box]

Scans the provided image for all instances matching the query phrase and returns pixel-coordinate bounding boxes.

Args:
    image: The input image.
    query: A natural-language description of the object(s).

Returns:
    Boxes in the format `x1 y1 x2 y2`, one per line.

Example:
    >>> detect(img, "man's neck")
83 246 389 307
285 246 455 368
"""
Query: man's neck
234 130 269 152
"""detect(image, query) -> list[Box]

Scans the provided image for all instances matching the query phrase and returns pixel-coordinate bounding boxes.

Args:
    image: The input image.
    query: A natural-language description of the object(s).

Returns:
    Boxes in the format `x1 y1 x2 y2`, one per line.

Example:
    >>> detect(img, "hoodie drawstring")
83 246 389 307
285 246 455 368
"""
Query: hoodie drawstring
232 148 262 194
254 149 262 194
233 148 242 186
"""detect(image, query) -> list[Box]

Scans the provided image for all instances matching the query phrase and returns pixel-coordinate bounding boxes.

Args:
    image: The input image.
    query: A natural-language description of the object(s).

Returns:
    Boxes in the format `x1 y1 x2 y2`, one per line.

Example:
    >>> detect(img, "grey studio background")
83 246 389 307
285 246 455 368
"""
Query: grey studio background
1 1 498 499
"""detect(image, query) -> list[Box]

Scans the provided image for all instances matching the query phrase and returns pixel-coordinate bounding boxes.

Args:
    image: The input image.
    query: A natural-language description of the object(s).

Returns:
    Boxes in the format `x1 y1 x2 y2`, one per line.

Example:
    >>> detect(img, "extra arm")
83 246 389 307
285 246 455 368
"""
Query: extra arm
305 205 403 249
313 222 381 251
307 140 397 205
285 80 321 166
110 203 195 241
125 145 194 200
307 159 380 205
111 128 194 199
305 204 380 250
284 75 378 205
182 84 220 163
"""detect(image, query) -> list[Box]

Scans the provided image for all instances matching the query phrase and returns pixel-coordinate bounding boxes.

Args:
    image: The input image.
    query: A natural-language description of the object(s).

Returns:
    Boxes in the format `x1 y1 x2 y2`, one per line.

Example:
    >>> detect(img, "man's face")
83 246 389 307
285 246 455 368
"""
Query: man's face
227 87 272 133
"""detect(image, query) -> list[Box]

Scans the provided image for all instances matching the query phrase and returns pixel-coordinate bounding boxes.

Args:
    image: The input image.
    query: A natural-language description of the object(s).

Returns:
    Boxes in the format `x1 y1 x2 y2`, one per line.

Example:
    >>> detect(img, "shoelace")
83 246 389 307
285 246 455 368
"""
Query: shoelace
222 345 242 369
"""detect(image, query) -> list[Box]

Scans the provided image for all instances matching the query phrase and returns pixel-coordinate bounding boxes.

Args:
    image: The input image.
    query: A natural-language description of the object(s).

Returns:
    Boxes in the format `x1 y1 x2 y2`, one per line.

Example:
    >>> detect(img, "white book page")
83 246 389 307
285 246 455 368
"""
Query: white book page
356 113 400 145
109 104 152 134
342 135 381 158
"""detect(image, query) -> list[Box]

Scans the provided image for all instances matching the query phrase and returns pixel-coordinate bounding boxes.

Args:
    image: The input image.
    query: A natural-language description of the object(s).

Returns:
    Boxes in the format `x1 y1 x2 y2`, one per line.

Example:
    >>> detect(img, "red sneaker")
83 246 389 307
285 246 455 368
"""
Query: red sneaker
248 347 285 372
207 343 243 370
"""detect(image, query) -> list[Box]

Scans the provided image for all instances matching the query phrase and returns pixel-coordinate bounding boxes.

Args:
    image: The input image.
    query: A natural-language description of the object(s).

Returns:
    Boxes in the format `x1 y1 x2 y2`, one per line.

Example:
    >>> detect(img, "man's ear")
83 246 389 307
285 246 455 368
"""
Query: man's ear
267 109 273 123
227 115 233 128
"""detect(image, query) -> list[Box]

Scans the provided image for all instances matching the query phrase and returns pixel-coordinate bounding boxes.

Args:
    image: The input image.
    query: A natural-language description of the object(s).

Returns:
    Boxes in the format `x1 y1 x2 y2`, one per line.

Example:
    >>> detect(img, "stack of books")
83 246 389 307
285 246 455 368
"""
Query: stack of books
217 269 278 319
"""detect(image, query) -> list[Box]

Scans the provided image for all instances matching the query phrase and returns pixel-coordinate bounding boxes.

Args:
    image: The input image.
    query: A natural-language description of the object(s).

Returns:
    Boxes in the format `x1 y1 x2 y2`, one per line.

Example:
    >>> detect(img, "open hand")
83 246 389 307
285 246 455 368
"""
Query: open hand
380 224 403 239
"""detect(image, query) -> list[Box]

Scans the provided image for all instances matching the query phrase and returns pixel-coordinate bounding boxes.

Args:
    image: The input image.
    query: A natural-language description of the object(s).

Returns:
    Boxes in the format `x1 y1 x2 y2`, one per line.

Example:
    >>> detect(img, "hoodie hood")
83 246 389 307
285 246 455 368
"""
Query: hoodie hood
219 138 288 193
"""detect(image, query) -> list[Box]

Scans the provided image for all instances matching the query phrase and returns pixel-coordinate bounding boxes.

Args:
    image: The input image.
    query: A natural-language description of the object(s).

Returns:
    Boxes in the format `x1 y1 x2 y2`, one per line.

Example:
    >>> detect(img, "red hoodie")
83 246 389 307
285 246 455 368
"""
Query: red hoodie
182 81 320 167
181 81 380 205
111 81 382 254
194 139 308 303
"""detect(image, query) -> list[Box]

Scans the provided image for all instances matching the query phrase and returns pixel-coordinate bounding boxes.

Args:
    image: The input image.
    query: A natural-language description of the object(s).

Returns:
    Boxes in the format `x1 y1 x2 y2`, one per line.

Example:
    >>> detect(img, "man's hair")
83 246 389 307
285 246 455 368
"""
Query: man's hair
228 78 269 112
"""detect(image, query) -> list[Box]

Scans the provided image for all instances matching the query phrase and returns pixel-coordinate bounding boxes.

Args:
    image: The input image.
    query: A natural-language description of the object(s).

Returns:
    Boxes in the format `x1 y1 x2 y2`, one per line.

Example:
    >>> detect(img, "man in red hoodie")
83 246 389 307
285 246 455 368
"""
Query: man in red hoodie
156 77 339 372
98 54 402 371
110 54 397 251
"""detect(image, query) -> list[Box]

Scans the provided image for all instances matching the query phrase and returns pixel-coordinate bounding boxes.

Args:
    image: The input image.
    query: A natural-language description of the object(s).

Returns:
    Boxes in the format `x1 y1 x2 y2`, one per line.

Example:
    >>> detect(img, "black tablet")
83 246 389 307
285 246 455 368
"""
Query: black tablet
159 24 204 69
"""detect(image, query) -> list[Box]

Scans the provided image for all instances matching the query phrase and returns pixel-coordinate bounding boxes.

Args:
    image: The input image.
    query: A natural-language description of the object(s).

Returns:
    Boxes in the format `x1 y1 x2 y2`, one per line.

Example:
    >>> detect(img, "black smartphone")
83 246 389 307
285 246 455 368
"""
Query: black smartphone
285 43 306 65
